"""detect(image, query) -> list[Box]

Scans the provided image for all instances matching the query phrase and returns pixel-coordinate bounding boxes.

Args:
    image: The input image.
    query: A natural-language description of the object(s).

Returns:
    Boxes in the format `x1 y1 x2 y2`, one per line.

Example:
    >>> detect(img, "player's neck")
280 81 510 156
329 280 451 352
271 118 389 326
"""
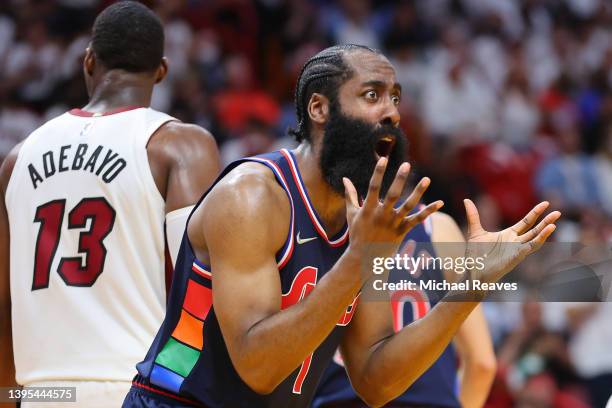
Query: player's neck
83 71 153 113
294 144 347 237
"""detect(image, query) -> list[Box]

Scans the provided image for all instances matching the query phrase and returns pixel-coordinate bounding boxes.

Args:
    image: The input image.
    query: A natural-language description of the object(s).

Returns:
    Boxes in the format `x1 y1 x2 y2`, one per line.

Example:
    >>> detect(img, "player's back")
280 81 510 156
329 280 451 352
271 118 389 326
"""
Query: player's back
6 106 175 385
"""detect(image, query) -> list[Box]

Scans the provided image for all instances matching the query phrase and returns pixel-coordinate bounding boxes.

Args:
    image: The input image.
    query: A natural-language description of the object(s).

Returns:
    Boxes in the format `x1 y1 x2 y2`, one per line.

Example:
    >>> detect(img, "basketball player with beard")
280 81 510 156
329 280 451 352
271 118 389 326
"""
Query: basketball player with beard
124 45 560 408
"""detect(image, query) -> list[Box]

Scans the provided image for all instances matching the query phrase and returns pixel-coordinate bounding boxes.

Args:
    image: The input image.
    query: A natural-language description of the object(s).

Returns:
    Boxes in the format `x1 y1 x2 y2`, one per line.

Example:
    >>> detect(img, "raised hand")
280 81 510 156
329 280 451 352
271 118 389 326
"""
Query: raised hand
343 157 444 255
463 199 561 284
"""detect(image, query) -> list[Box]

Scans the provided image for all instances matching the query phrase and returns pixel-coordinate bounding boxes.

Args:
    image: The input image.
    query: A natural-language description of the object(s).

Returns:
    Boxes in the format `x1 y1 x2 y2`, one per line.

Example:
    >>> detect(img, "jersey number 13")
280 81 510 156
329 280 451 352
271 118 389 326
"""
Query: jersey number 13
32 197 116 290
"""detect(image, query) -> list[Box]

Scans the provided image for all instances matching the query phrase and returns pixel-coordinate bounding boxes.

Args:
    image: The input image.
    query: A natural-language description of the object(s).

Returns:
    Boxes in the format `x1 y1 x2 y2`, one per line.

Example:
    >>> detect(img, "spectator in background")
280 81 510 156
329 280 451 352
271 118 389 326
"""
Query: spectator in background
538 72 580 138
168 68 214 133
535 124 603 214
151 0 193 112
589 86 612 156
594 122 612 216
0 4 16 70
383 1 431 104
469 11 511 93
577 69 611 153
213 54 280 135
186 0 259 66
422 26 497 140
324 0 381 49
605 47 612 89
3 18 60 107
220 117 277 166
524 23 565 93
497 301 587 407
190 29 224 94
567 303 612 408
499 63 540 148
281 0 323 54
0 100 41 160
383 0 436 52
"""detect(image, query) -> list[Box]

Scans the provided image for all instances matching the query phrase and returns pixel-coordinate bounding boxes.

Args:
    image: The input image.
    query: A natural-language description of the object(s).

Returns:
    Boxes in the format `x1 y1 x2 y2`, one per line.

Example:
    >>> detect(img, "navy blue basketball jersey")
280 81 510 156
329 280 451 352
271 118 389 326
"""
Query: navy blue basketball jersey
127 149 359 408
312 214 461 408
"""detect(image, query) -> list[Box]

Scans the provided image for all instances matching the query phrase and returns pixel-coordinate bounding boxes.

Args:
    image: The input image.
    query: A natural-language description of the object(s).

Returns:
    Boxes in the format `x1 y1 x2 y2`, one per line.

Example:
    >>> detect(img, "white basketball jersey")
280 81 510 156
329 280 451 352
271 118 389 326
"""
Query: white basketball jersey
6 106 175 384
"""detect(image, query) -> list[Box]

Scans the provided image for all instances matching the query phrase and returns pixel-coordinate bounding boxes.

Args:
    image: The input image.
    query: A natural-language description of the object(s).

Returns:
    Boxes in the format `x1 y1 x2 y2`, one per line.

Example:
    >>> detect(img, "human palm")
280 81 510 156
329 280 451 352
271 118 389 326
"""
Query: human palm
463 199 561 284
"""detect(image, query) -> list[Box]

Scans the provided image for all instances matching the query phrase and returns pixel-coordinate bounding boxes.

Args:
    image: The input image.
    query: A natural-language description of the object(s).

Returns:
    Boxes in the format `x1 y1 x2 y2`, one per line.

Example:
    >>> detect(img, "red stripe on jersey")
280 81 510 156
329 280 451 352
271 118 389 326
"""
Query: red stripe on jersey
131 381 203 406
69 105 144 117
280 149 348 247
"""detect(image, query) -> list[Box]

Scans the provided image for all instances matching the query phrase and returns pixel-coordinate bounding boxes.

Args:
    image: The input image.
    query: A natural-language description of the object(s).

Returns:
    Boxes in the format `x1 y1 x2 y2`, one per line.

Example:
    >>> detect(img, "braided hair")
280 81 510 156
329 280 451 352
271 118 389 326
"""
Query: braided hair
288 44 379 143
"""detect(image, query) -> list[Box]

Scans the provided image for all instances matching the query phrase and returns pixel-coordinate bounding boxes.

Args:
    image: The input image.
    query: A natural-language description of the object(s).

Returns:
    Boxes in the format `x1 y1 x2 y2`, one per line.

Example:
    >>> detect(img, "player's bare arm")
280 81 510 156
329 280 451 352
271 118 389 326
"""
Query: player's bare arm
453 305 496 408
340 166 560 407
186 157 438 395
147 121 220 213
0 144 22 389
186 161 360 394
432 212 496 408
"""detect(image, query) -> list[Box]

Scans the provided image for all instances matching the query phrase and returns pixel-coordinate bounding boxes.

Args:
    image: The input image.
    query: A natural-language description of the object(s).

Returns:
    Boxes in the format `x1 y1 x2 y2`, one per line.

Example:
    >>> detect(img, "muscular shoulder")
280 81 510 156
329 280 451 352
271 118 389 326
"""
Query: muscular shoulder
146 121 220 208
147 121 218 163
211 162 286 201
0 142 23 195
202 162 290 239
190 162 291 255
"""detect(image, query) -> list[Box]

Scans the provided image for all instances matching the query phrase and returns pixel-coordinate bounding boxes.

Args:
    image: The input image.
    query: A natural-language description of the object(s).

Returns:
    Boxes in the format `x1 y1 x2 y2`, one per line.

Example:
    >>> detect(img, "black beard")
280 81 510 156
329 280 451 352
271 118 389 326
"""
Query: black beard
319 103 408 200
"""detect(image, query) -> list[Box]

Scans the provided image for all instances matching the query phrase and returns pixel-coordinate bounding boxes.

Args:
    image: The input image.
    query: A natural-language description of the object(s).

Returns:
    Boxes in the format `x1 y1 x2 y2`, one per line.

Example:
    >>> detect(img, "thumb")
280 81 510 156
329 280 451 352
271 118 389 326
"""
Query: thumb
464 198 484 237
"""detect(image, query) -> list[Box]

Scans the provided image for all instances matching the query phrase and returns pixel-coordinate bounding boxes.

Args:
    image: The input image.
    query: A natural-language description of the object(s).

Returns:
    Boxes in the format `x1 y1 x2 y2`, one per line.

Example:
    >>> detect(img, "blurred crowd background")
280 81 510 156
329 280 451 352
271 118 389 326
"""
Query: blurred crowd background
0 0 611 406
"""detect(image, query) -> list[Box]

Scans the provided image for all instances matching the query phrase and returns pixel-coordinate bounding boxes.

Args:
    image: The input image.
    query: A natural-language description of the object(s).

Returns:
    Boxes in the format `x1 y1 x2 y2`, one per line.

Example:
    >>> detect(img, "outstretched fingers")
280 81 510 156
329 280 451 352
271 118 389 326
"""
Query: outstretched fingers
520 223 557 257
519 210 561 243
363 157 387 212
397 177 431 218
511 202 550 235
399 200 444 232
382 162 411 211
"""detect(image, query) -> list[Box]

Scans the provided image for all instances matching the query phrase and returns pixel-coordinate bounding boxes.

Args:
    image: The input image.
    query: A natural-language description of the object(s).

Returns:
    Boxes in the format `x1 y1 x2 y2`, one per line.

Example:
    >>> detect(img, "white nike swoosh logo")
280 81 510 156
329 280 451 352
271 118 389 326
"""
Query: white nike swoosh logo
296 232 318 245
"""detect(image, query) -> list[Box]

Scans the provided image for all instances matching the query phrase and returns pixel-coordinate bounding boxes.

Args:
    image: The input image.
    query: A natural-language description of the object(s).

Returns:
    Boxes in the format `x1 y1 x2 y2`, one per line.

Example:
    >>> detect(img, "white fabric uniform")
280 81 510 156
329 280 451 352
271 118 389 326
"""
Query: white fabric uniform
6 107 175 393
165 205 193 267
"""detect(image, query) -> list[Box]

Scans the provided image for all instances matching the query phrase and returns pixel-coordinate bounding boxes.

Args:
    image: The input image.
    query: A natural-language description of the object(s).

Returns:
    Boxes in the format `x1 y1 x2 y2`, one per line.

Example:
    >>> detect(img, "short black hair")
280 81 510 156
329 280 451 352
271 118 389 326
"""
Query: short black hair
289 44 380 143
91 1 164 73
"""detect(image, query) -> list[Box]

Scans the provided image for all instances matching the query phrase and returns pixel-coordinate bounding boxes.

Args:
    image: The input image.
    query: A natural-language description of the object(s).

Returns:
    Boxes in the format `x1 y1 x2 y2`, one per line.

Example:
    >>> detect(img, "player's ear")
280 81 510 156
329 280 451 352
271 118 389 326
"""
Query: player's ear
307 93 330 127
83 46 95 77
154 57 168 84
